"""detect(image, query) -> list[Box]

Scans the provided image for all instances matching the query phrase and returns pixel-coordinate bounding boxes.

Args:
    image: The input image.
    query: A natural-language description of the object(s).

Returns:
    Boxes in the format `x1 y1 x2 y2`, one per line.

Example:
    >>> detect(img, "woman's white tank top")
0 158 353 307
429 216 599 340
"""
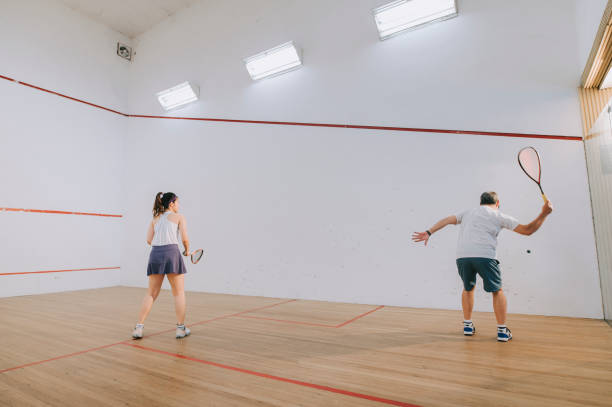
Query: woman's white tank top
152 212 180 246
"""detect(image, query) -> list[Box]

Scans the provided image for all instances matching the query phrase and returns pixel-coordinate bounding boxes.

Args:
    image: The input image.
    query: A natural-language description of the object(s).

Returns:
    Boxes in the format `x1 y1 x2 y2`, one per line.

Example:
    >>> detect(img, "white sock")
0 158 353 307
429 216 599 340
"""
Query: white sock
463 320 473 325
136 323 144 328
497 324 506 330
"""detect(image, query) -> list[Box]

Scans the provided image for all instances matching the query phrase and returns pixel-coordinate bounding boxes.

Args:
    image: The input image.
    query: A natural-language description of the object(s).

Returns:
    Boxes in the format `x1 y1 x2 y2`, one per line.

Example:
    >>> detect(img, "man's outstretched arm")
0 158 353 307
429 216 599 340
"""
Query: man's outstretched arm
513 201 553 236
412 215 458 246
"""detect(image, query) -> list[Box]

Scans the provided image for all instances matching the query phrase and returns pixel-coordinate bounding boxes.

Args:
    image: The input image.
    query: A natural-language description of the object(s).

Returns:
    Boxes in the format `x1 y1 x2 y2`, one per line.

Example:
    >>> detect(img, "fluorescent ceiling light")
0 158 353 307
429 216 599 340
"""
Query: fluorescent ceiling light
244 41 302 81
156 81 199 111
373 0 457 40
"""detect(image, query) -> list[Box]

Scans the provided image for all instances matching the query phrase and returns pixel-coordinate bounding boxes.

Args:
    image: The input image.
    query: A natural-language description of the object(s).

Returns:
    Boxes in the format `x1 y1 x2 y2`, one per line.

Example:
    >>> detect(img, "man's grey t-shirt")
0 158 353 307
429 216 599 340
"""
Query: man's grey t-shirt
455 206 519 259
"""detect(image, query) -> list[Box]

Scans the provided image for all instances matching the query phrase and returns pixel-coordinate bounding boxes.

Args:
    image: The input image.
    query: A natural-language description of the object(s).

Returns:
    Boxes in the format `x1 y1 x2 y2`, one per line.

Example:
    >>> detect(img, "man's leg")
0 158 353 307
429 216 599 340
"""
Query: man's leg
462 289 475 320
492 289 507 325
457 258 477 336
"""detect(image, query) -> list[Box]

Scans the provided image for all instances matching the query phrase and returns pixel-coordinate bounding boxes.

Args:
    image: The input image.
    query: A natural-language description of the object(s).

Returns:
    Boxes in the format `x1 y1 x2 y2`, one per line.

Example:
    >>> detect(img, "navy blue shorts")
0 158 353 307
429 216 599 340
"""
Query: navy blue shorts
456 257 501 293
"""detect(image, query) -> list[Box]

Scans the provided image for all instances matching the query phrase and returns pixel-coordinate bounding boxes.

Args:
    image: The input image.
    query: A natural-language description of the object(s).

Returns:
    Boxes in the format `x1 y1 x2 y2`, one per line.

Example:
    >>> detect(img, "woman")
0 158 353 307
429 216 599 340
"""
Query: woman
132 192 192 339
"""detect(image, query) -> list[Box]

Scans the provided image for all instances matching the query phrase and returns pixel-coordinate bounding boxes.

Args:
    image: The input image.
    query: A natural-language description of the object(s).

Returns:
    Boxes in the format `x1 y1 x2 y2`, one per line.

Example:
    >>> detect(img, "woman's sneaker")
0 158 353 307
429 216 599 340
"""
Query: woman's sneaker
132 324 144 339
497 326 512 342
176 324 191 339
463 321 475 336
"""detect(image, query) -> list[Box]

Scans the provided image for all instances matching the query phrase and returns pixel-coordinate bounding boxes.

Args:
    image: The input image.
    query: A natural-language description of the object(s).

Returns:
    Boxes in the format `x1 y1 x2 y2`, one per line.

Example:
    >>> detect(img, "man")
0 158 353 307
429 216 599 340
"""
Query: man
412 192 553 342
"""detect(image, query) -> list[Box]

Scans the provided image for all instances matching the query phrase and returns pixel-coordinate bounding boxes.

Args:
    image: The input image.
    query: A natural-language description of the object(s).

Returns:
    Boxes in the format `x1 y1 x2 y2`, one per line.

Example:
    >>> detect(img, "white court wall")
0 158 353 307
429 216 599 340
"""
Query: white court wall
0 0 129 296
121 119 602 318
585 104 612 320
119 0 603 318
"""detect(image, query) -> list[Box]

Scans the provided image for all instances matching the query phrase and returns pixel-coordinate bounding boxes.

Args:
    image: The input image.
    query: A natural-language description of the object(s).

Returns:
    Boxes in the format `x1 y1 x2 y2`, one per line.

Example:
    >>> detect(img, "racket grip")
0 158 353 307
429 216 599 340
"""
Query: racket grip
542 193 548 202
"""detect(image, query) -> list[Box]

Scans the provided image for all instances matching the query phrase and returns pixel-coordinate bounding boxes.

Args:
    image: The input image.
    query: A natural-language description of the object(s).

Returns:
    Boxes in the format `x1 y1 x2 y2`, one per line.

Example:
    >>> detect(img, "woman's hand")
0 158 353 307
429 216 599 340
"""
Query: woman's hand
182 249 191 257
412 231 430 246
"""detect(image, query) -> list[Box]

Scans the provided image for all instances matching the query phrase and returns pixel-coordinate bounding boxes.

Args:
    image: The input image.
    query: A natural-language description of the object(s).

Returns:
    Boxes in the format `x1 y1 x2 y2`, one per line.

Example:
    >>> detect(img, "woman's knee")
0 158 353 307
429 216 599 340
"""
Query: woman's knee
148 289 161 300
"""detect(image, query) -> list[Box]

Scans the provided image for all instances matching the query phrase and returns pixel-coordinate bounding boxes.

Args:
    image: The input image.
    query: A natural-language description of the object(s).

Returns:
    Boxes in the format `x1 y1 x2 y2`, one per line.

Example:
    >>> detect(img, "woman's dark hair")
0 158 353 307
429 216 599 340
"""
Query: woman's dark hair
153 192 178 217
480 191 499 205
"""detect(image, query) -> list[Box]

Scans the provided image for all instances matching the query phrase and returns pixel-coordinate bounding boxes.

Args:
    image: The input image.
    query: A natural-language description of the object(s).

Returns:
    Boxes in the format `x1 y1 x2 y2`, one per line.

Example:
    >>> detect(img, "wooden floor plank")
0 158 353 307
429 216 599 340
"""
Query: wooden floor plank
1 287 611 407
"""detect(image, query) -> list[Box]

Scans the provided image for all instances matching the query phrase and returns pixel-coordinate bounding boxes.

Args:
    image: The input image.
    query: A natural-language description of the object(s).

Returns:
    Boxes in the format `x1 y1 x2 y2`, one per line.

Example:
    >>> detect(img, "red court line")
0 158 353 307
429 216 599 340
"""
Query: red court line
336 305 385 328
235 304 385 328
0 341 124 374
1 73 579 141
0 267 120 276
122 342 420 407
238 315 337 328
0 207 122 218
0 74 126 116
0 74 16 82
0 298 296 373
18 82 127 117
145 298 297 338
129 114 581 141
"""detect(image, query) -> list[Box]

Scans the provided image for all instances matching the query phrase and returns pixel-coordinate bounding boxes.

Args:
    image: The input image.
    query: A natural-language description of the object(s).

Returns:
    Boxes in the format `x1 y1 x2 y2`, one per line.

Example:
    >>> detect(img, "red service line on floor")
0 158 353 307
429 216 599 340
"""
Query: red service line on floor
145 299 298 338
236 304 385 328
336 305 386 328
0 267 120 276
122 342 420 407
0 207 122 218
1 73 581 141
239 315 337 327
0 298 295 373
0 341 125 374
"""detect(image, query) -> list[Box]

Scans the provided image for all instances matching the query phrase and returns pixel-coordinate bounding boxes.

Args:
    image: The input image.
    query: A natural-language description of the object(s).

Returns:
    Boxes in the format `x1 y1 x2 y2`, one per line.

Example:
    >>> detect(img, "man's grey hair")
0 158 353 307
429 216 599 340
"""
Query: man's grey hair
480 191 499 205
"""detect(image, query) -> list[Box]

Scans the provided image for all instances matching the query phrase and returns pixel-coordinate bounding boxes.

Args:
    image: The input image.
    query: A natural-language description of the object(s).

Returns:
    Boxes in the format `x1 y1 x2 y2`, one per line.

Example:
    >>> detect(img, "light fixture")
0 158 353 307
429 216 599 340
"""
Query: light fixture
244 41 302 81
156 81 199 111
373 0 457 40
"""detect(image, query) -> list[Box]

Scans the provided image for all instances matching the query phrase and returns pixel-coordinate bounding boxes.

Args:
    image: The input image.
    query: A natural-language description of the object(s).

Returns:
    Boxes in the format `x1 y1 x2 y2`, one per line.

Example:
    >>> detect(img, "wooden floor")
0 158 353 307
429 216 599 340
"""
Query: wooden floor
1 287 611 407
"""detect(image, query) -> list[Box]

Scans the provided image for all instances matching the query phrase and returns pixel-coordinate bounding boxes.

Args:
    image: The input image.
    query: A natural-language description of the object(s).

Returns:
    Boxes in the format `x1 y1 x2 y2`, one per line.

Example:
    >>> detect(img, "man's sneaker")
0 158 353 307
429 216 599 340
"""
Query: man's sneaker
132 324 144 339
463 321 475 336
497 327 512 342
176 324 191 339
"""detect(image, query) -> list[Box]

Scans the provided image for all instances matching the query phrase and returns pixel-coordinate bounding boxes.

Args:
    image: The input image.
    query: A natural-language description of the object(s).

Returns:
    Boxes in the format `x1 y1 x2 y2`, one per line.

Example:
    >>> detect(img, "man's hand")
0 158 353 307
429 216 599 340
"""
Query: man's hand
412 231 430 246
542 200 553 216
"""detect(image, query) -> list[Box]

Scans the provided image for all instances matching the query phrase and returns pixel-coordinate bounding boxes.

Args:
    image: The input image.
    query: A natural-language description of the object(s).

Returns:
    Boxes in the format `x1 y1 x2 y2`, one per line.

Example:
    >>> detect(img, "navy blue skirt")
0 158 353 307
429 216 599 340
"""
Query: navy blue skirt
147 244 187 276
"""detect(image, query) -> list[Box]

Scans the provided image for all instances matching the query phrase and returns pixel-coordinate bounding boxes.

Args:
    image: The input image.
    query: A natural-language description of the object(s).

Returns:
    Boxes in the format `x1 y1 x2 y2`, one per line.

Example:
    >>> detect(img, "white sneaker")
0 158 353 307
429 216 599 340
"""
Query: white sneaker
176 324 191 339
132 324 144 339
497 327 512 342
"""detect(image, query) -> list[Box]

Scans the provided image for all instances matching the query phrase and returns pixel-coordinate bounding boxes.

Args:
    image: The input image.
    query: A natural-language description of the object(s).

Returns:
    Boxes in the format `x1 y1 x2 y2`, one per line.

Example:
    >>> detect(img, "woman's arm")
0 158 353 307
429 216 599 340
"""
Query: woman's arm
178 214 190 255
412 215 458 246
146 220 155 245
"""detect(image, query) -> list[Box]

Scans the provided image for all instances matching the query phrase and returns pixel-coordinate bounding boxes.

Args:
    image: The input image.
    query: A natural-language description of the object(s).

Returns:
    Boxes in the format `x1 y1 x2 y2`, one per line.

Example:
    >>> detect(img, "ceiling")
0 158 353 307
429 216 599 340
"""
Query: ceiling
58 0 200 38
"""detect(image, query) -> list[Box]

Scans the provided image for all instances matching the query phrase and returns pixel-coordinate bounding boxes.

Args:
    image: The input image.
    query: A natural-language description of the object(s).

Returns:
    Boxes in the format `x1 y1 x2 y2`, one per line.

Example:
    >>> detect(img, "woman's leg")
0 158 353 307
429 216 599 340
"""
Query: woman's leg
137 274 164 324
166 273 186 324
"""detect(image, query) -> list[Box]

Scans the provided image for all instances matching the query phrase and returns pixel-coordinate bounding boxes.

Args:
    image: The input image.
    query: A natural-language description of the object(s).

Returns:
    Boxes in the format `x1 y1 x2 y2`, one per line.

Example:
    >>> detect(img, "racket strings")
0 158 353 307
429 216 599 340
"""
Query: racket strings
518 147 542 184
191 249 204 264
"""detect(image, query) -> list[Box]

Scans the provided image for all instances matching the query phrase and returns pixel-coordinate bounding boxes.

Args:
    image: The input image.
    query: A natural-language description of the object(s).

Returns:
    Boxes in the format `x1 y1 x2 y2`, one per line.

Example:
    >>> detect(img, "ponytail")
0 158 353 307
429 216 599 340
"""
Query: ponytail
153 192 165 217
153 192 178 217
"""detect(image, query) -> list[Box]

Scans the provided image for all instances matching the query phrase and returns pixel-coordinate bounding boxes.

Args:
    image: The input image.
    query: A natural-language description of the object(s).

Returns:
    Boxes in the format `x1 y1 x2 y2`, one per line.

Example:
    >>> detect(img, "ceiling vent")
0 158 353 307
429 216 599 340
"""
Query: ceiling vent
117 43 133 61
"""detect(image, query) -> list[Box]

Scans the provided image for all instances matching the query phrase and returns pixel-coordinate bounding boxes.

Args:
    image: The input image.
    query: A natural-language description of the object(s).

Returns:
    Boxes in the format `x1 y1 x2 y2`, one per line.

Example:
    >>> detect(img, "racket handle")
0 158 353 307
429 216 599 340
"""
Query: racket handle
542 193 548 202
